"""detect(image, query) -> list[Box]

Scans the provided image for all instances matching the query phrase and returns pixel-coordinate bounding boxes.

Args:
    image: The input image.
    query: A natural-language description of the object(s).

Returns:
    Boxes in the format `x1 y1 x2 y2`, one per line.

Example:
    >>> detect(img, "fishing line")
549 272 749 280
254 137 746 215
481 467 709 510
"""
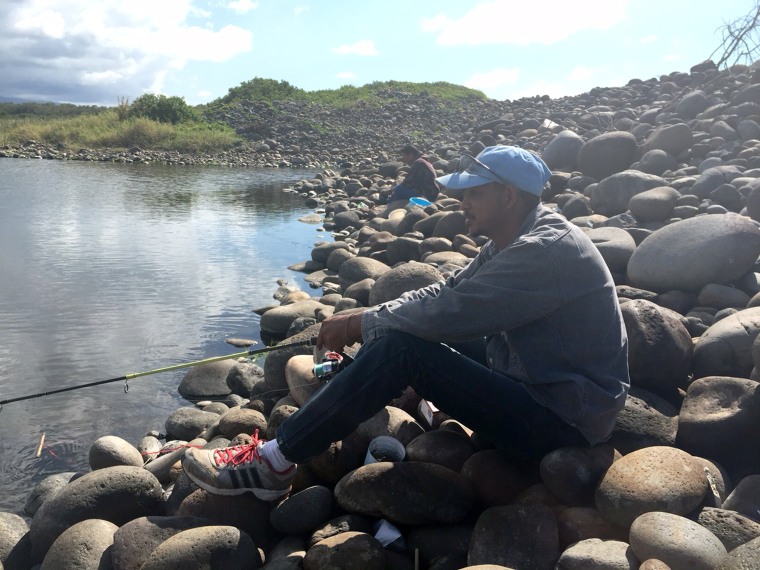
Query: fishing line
0 338 316 411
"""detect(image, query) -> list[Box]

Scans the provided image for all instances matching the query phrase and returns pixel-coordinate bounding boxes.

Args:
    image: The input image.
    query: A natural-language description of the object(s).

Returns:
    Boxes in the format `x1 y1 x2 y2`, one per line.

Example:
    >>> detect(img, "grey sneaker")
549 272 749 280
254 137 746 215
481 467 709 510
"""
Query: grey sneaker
182 432 295 501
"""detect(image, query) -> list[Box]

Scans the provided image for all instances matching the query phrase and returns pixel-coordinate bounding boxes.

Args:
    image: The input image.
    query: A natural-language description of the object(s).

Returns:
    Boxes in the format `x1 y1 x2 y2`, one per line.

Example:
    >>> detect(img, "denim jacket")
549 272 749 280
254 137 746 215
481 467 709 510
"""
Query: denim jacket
361 205 630 445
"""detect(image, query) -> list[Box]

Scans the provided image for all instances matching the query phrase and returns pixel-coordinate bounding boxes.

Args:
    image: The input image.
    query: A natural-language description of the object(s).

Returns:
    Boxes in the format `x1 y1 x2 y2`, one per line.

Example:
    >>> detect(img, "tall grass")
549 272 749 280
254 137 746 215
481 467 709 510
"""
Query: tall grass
0 110 241 153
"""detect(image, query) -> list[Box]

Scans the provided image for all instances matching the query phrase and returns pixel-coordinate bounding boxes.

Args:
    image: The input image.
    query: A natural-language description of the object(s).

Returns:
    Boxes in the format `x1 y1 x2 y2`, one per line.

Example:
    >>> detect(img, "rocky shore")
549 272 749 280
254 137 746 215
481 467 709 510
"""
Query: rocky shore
6 59 760 568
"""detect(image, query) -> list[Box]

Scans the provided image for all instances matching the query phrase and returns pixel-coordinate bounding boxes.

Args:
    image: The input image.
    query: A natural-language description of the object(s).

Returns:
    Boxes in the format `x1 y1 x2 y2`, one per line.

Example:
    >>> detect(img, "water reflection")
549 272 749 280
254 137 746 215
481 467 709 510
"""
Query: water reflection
0 160 320 515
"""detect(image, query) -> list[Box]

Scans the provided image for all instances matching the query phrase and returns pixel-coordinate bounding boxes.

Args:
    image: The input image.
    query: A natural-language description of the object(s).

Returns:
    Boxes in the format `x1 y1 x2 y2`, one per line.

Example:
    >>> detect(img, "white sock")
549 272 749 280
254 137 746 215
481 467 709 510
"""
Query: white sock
260 439 295 472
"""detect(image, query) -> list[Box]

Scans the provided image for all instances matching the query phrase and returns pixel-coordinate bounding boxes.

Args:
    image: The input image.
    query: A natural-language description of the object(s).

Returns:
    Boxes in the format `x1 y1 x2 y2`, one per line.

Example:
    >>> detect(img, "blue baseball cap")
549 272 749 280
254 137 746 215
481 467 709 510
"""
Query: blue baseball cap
436 145 552 196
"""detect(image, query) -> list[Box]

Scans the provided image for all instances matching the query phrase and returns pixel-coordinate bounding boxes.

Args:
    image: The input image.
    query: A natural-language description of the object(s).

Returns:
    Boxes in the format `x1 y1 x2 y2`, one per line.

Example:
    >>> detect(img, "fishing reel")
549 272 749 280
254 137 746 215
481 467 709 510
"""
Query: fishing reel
313 351 354 384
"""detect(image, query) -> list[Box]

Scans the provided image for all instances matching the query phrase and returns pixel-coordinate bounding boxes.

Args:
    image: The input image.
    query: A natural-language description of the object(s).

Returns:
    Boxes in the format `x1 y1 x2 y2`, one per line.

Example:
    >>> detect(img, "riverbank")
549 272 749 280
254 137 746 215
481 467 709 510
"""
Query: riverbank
6 59 760 568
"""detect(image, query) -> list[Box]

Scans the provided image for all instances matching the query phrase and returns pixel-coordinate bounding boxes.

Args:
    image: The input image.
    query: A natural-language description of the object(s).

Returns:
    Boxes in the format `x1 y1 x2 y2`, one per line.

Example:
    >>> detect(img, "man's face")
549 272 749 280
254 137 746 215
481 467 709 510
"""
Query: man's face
460 182 511 237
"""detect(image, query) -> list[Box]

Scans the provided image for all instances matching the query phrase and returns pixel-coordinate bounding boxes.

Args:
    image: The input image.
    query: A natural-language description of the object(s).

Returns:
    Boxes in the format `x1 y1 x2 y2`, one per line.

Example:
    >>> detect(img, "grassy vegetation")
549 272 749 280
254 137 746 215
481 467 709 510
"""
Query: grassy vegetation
0 110 240 153
0 78 487 152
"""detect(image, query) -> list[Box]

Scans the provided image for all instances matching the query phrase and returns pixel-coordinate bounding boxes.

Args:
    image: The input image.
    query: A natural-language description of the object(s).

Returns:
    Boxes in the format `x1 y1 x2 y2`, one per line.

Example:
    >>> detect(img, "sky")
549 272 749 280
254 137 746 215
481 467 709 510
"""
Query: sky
0 0 756 106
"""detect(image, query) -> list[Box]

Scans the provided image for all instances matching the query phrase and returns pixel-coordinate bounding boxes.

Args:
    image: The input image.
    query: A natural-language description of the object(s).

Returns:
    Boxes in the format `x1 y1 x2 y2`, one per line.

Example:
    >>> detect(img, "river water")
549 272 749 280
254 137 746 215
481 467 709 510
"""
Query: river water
0 159 321 516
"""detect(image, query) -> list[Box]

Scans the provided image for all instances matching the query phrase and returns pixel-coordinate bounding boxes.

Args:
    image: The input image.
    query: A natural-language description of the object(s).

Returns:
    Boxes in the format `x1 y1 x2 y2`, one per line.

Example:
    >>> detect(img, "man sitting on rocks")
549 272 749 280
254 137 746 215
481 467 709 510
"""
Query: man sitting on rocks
182 145 631 500
385 144 439 204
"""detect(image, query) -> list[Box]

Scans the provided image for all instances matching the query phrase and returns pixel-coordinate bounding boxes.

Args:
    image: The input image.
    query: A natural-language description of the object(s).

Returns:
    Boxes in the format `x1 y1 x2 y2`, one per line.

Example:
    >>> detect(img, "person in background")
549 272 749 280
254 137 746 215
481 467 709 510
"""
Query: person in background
386 144 439 204
182 145 630 501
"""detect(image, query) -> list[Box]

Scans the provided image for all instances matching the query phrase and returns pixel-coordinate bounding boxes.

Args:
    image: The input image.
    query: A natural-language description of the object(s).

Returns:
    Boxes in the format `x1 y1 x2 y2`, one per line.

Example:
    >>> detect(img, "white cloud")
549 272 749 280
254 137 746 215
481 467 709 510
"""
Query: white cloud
332 40 379 56
1 0 254 104
294 6 310 16
664 54 681 62
227 0 259 14
464 68 520 96
640 35 657 44
422 0 629 46
568 65 595 82
336 71 357 79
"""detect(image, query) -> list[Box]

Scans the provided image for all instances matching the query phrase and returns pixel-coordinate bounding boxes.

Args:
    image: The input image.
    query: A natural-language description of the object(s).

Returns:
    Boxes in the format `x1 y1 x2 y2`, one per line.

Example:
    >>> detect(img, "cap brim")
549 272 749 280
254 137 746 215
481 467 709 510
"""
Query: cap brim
435 171 493 190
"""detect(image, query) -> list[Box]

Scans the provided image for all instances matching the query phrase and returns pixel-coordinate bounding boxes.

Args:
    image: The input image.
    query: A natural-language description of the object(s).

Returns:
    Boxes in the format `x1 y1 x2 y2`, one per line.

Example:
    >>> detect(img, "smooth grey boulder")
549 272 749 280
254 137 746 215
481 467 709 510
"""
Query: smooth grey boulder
40 519 117 570
0 511 32 570
590 171 668 216
262 324 320 396
304 532 385 570
595 446 708 528
88 435 144 470
226 361 264 397
111 515 215 570
676 90 711 118
556 538 639 570
629 511 726 570
461 449 532 507
24 472 77 516
139 525 257 570
698 283 751 310
628 186 680 222
620 300 692 403
405 429 478 472
338 257 390 290
311 241 350 264
285 354 320 406
432 211 468 240
609 387 678 454
165 407 219 441
542 130 584 171
577 131 637 180
260 300 327 337
385 236 423 264
540 445 620 507
270 485 334 534
29 466 163 561
367 261 442 306
697 507 760 552
178 359 235 399
692 307 760 379
468 504 559 569
717 535 760 569
677 376 760 480
723 475 760 522
334 462 472 525
586 227 636 274
641 123 693 156
627 214 760 293
637 150 677 176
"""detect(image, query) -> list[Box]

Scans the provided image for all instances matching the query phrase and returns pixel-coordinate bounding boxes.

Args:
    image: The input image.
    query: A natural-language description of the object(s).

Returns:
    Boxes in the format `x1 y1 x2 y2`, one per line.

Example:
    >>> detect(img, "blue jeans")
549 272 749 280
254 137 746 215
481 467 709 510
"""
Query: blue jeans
387 184 418 203
276 331 588 463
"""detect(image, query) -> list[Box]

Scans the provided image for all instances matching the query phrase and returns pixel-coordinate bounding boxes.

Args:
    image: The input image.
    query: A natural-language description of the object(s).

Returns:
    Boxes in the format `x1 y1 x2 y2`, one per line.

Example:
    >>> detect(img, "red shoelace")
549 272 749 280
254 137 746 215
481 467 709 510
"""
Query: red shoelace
213 429 263 467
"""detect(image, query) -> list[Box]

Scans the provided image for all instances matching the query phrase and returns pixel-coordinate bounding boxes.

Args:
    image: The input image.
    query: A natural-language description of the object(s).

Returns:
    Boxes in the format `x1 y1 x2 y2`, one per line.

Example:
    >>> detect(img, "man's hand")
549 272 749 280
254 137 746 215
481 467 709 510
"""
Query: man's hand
317 309 365 352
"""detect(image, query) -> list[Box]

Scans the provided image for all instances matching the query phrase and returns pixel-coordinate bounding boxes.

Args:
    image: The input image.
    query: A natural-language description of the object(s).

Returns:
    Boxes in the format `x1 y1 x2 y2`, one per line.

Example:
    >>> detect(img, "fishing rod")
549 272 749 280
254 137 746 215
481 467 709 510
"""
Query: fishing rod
0 338 315 410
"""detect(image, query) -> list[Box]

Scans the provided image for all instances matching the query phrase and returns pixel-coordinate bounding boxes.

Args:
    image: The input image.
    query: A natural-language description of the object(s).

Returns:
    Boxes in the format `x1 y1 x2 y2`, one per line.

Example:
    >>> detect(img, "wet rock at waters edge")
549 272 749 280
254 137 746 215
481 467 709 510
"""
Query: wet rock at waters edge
540 444 620 506
165 407 220 441
629 511 726 570
595 446 708 528
468 504 559 570
0 511 32 570
260 300 328 340
29 466 164 561
178 359 235 399
334 462 473 525
24 472 77 516
677 376 760 480
338 257 390 291
216 407 267 438
226 361 265 397
303 531 385 570
111 515 216 570
40 519 118 570
88 435 144 470
626 214 760 293
556 538 639 570
139 525 258 570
